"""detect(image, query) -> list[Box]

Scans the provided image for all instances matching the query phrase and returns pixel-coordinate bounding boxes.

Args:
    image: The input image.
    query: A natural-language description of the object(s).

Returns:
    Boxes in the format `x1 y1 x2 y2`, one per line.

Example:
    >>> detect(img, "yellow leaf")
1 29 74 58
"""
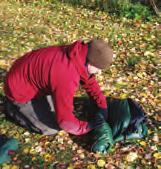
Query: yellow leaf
58 130 67 136
44 154 52 162
10 165 19 169
157 165 161 169
45 141 50 146
140 92 147 97
1 164 11 169
139 141 147 147
117 81 128 86
153 152 161 159
148 129 153 134
23 148 29 154
153 133 159 142
87 164 96 169
97 159 106 167
126 152 138 162
144 51 155 57
32 157 36 161
29 148 36 155
67 165 74 169
120 93 128 99
137 72 144 78
0 59 8 68
79 153 85 159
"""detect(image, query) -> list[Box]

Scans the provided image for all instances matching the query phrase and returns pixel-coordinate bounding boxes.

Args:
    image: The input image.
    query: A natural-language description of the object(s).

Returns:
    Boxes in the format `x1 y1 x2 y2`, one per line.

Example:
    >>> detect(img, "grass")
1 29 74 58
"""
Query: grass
0 0 160 168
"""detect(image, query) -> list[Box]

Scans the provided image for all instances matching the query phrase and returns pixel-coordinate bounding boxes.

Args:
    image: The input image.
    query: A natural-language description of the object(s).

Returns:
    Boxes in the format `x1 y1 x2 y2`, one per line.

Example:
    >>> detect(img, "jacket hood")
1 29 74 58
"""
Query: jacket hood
67 40 88 64
65 40 89 81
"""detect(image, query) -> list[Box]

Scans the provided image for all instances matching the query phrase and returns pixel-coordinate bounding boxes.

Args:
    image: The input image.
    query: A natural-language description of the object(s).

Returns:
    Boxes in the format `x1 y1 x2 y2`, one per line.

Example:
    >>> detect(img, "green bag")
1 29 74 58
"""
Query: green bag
74 96 148 153
0 136 19 164
106 97 148 143
106 97 131 141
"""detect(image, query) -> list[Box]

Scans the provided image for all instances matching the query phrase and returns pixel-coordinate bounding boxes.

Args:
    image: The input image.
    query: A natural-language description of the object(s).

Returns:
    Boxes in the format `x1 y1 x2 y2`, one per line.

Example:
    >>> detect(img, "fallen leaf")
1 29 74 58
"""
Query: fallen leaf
97 159 106 168
153 152 161 159
126 152 138 162
87 164 96 169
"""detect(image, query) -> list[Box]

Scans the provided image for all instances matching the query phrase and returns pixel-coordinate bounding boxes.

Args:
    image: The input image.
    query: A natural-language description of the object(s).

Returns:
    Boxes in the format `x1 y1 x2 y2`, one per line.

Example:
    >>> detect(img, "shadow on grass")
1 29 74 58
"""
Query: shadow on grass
0 68 7 89
60 0 103 11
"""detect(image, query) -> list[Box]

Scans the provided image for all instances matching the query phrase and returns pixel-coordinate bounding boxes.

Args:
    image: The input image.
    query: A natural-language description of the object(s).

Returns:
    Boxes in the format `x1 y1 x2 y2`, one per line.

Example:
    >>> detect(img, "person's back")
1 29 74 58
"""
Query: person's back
4 43 87 104
5 46 59 103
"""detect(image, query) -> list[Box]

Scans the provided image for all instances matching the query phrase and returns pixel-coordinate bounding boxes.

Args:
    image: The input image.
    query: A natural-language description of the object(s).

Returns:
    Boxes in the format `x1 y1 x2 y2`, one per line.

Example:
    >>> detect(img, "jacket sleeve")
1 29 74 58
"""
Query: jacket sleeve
80 74 107 109
52 84 75 125
51 84 90 135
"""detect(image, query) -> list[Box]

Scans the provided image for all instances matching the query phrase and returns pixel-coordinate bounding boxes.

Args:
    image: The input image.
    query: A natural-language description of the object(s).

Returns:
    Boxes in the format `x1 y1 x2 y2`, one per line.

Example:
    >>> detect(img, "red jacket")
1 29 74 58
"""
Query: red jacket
4 41 107 123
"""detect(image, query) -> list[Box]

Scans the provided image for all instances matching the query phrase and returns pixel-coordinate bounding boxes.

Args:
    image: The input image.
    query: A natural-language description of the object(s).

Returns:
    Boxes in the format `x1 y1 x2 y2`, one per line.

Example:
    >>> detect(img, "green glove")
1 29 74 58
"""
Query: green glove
89 122 113 153
0 138 19 164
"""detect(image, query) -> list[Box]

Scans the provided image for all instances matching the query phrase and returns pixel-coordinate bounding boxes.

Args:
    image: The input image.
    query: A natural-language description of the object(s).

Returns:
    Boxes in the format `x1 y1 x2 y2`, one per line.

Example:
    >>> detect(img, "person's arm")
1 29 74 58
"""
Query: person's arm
52 84 74 128
80 74 107 109
52 84 89 135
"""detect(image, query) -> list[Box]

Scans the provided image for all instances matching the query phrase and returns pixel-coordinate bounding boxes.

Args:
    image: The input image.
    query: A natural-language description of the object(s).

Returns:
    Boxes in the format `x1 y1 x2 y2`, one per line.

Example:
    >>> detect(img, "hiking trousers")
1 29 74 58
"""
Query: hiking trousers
4 96 95 135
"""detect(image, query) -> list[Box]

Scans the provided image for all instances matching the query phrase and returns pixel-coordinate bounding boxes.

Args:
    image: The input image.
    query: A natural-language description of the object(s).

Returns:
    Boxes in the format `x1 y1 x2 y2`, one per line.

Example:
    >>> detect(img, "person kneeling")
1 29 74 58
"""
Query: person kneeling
4 39 113 153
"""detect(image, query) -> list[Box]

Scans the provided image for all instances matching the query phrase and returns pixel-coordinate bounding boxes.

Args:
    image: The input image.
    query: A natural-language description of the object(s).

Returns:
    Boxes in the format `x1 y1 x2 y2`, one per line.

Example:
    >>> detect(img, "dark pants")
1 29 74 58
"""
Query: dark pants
4 96 60 135
4 96 103 136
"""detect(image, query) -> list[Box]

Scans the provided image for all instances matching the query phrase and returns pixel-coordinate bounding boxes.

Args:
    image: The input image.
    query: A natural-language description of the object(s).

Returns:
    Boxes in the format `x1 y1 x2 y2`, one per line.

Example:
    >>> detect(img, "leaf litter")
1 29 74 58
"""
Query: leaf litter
0 0 160 168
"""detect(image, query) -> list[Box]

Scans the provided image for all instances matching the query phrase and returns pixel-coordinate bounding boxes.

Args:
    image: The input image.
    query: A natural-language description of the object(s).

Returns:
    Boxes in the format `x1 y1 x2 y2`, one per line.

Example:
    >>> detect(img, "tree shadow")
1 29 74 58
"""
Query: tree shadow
60 0 115 15
0 67 7 92
60 0 156 15
0 68 7 115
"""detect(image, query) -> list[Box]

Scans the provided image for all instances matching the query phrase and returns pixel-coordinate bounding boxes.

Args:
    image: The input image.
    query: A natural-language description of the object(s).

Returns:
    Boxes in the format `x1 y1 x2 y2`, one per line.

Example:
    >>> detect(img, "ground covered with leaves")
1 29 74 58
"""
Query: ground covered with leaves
0 0 160 168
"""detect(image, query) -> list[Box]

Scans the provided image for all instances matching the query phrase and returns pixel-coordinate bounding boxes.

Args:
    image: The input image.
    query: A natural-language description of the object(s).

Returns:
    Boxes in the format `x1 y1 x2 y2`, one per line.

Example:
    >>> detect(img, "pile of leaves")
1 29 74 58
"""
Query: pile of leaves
0 0 160 168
